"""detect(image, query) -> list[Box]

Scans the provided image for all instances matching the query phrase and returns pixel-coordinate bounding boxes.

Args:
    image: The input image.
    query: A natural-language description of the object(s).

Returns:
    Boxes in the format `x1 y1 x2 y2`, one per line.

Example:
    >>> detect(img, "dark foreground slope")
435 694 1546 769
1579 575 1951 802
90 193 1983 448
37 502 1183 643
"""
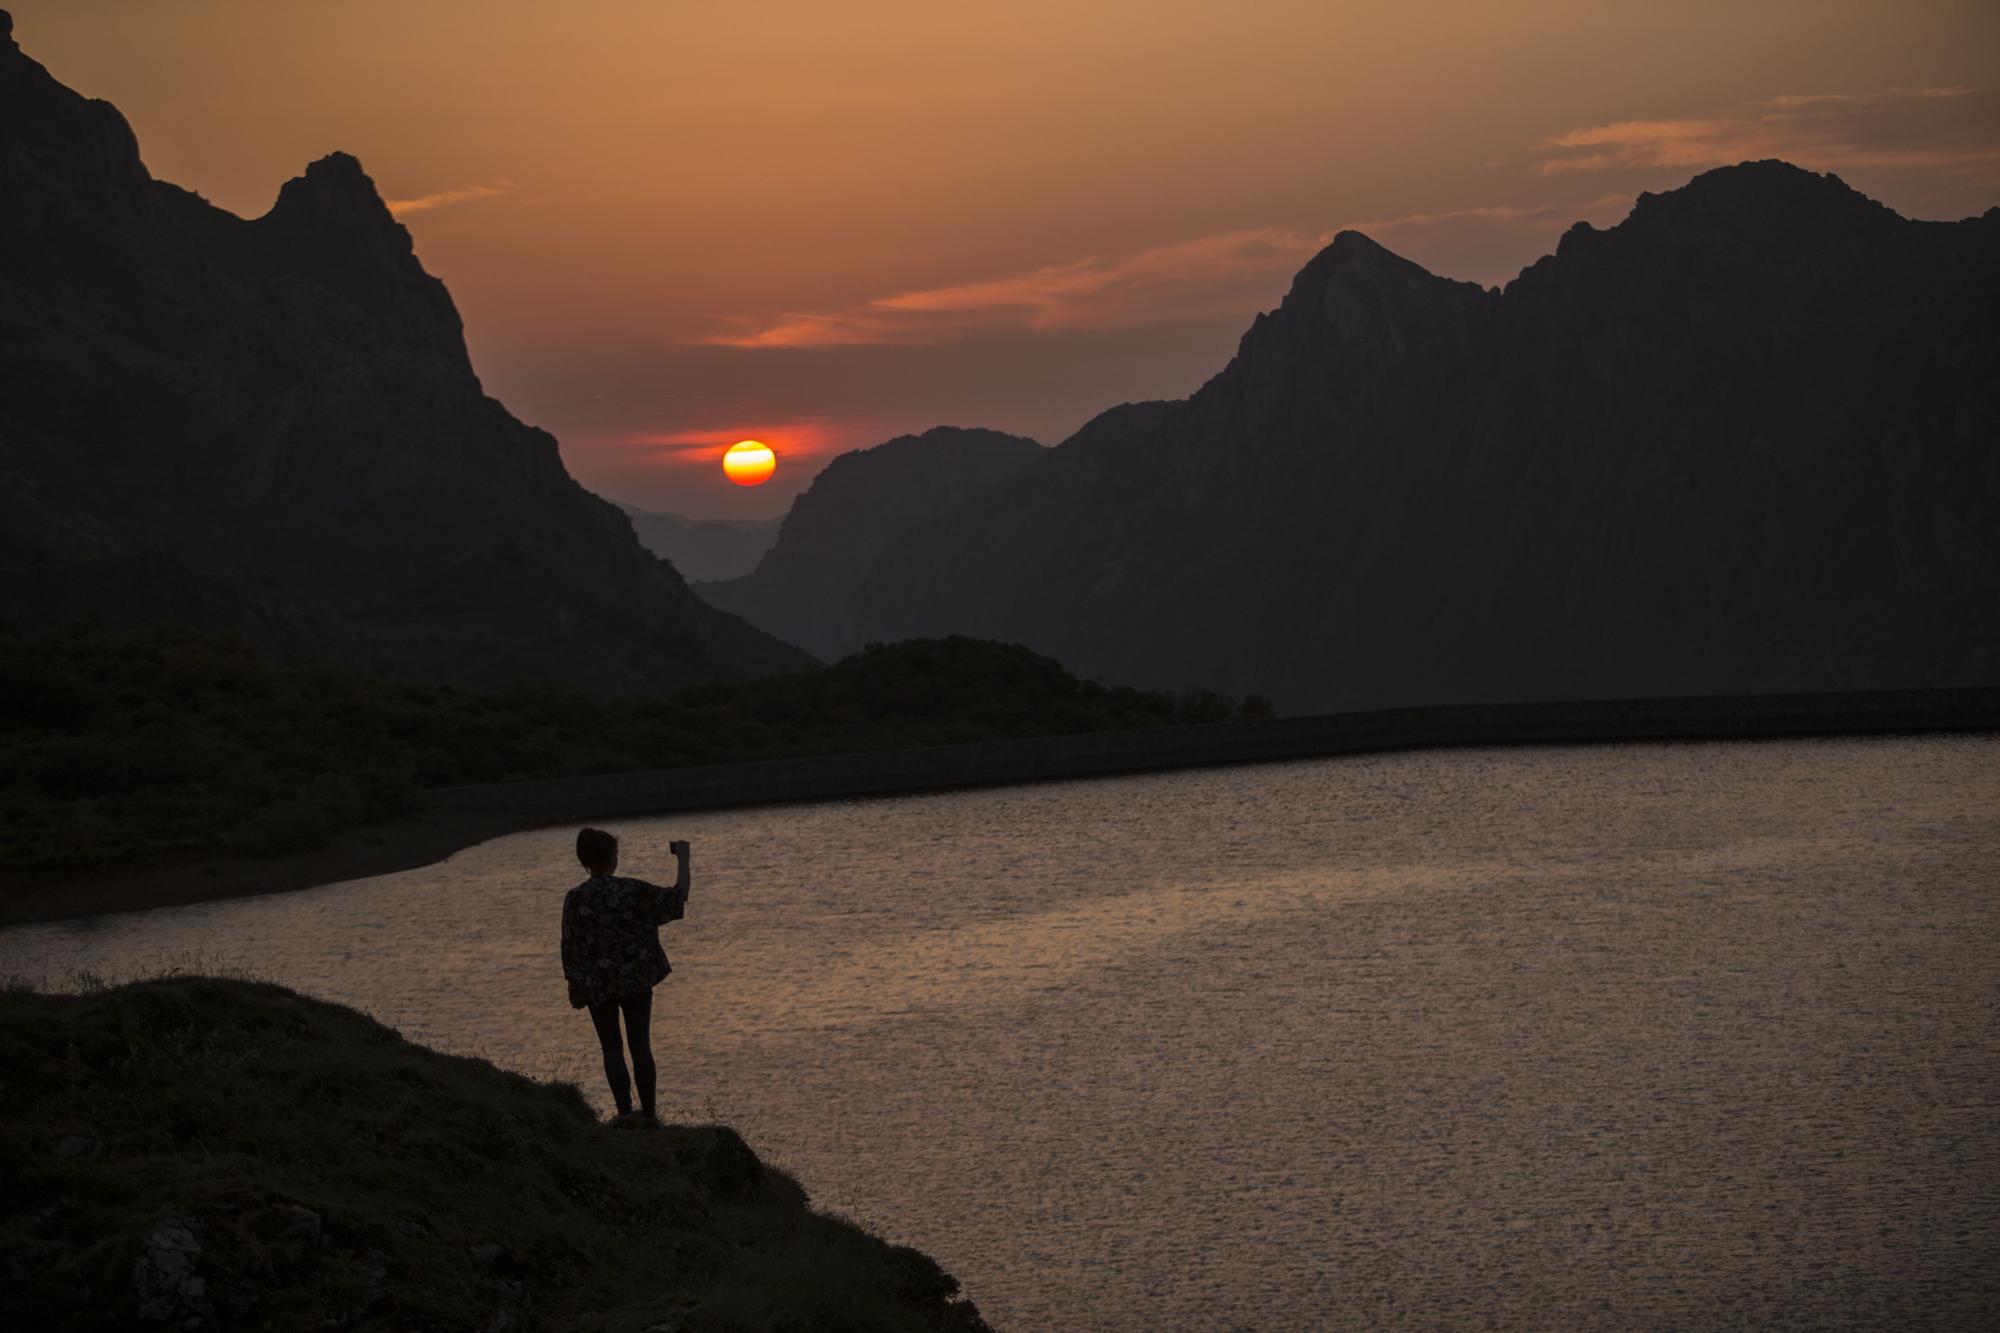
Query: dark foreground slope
0 13 806 693
698 428 1043 660
819 165 2000 712
0 977 989 1332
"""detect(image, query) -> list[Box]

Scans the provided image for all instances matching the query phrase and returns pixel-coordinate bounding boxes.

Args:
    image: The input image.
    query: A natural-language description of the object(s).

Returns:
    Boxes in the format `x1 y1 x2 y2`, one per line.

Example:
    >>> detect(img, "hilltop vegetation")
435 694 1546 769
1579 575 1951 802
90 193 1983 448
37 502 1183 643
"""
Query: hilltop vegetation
0 976 989 1331
0 627 1269 871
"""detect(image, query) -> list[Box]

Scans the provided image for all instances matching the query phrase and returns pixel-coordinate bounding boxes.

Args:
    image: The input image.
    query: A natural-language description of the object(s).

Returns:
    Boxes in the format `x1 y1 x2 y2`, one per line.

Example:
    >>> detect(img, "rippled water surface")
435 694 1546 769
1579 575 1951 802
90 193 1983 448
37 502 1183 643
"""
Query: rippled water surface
6 736 1999 1329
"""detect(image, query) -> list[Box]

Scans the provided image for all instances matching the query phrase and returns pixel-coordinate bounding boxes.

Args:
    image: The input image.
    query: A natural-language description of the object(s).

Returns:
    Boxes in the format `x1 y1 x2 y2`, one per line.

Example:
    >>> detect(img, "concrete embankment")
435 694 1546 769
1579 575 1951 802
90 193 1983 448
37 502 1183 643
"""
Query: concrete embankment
428 685 2000 826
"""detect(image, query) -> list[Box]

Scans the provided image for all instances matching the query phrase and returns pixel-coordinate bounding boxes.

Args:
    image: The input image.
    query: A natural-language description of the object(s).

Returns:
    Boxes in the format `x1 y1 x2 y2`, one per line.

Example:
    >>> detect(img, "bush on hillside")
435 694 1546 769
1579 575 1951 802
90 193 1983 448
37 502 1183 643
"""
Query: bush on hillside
0 626 1271 871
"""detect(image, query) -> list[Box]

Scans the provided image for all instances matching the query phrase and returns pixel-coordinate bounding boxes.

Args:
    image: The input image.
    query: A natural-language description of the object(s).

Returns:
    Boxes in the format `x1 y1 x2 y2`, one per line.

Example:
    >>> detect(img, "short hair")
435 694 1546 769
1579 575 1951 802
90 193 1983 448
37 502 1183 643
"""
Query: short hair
576 826 618 872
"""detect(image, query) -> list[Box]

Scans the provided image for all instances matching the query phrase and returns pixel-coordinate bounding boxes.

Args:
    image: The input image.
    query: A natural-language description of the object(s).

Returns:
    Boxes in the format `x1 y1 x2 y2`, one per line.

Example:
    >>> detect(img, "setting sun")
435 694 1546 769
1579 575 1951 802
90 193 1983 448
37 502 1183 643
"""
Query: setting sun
722 439 776 486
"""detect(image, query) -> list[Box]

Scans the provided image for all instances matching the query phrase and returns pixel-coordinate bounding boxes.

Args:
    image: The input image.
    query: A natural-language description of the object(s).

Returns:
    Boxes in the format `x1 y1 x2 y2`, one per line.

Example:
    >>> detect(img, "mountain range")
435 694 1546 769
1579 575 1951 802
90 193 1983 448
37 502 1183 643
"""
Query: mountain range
620 506 782 583
696 427 1043 659
702 163 1999 711
6 6 1994 716
0 14 807 694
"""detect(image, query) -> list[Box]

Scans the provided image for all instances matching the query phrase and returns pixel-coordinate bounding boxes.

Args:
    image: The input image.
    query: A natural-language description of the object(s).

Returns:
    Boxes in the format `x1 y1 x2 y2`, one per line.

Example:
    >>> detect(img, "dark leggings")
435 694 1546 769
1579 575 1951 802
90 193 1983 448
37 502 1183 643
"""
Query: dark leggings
586 990 656 1118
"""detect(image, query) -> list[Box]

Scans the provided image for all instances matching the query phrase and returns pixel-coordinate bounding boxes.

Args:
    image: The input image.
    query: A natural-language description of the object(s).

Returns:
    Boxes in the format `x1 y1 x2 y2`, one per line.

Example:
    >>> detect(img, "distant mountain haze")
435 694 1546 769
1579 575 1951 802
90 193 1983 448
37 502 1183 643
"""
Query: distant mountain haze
707 164 2000 712
0 17 809 693
618 507 782 584
695 427 1044 660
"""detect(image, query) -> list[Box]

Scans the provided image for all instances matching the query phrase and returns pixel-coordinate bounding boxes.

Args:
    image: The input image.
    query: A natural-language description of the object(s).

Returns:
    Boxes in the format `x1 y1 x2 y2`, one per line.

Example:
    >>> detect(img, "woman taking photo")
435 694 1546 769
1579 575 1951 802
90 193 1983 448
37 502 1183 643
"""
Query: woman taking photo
560 827 691 1126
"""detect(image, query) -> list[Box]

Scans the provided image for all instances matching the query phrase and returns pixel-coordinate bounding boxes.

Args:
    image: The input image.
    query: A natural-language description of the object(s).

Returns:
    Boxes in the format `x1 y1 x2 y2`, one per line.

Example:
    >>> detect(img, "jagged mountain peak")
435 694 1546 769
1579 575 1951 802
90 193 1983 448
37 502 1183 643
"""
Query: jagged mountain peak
1512 159 1913 300
1222 225 1486 390
1624 158 1901 244
0 9 148 203
779 425 1042 523
260 152 416 264
249 149 469 352
1322 228 1404 263
1642 157 1876 206
281 151 386 207
816 425 1040 479
1289 227 1464 298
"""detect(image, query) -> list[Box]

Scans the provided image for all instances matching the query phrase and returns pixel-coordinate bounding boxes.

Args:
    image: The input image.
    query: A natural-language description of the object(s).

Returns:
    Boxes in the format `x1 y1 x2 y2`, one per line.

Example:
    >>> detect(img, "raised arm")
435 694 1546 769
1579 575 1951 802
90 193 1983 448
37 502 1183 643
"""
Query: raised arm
653 840 692 923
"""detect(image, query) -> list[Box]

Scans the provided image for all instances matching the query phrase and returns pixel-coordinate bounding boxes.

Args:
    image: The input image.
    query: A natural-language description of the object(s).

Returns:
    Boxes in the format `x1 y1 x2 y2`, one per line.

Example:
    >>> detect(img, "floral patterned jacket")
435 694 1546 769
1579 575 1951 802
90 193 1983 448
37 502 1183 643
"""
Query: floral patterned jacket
560 874 690 1009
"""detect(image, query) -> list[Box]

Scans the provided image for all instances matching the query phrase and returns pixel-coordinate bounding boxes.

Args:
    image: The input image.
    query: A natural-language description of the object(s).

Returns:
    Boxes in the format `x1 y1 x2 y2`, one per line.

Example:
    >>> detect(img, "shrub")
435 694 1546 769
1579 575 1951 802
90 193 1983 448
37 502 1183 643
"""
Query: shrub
2 628 1263 870
230 800 334 857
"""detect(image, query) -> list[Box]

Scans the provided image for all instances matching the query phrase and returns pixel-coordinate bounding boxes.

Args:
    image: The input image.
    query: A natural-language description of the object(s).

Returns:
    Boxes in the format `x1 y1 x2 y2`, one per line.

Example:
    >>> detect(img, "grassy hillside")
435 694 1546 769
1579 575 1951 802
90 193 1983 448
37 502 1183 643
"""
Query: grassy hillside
0 976 989 1332
0 627 1270 871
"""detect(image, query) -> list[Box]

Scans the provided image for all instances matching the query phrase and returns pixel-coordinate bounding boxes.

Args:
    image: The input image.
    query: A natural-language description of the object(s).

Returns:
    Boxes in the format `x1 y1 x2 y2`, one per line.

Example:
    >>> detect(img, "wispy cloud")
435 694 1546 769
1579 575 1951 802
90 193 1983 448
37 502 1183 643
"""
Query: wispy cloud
697 312 917 350
1341 195 1635 286
1347 196 1632 240
694 227 1332 349
385 182 514 216
700 86 1995 351
873 230 1330 330
1537 86 1999 177
696 199 1657 347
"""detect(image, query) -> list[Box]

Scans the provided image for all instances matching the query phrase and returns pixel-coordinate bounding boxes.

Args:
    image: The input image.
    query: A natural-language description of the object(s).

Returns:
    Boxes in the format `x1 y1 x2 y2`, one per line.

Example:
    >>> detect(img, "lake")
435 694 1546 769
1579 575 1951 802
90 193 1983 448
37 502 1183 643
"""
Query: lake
5 735 1997 1329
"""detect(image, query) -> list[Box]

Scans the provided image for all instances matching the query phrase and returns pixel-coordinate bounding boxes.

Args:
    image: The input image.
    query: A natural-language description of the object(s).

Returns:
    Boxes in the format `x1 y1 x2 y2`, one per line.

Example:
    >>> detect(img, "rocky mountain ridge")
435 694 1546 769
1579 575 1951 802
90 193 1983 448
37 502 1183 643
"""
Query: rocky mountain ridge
0 12 808 693
696 426 1043 659
731 161 1999 711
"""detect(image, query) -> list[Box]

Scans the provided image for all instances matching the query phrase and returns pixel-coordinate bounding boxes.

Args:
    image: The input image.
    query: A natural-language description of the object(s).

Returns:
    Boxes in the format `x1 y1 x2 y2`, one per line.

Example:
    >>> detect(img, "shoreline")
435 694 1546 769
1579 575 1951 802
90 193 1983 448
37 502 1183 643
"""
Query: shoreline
6 685 1996 926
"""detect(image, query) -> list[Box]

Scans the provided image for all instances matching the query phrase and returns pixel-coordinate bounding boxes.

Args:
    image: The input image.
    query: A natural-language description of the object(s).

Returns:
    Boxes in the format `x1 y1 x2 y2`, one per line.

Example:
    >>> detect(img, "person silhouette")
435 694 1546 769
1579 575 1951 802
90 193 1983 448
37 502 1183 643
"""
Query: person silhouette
560 827 691 1126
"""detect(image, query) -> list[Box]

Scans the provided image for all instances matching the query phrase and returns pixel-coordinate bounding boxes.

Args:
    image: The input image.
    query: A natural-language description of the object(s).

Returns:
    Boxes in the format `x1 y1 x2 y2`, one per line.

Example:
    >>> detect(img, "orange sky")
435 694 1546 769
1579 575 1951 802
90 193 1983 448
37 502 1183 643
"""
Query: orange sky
14 1 1998 516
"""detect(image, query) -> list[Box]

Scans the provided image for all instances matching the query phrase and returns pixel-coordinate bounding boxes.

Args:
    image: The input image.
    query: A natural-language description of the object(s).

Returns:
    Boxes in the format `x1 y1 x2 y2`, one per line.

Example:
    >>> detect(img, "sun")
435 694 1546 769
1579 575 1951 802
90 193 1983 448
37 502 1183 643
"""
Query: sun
721 439 776 486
